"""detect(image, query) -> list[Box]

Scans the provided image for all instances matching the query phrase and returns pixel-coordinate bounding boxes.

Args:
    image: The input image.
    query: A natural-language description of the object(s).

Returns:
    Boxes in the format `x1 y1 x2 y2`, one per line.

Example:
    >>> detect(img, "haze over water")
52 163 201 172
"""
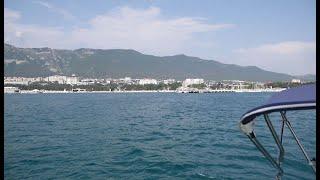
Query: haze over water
4 93 315 179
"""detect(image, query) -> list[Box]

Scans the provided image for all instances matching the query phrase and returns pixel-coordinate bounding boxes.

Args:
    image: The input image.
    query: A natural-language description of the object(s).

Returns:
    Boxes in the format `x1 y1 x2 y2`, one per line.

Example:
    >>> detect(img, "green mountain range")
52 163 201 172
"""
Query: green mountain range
4 43 311 81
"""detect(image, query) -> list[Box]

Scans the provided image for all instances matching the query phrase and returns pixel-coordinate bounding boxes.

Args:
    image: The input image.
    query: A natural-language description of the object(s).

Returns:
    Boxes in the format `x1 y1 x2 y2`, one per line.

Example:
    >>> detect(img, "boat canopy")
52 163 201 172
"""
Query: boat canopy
240 84 316 125
239 83 316 178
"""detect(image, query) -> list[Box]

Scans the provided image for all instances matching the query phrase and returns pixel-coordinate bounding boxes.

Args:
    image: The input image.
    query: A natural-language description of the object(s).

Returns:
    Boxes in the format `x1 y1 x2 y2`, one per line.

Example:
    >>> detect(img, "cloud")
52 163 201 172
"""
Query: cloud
4 8 67 47
4 6 234 55
70 6 234 55
4 8 20 22
33 1 75 20
4 6 314 75
231 41 316 75
234 41 315 55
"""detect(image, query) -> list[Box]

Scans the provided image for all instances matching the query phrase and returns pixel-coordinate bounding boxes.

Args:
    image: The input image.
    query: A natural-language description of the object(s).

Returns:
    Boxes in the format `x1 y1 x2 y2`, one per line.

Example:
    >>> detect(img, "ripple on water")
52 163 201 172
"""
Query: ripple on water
4 93 316 179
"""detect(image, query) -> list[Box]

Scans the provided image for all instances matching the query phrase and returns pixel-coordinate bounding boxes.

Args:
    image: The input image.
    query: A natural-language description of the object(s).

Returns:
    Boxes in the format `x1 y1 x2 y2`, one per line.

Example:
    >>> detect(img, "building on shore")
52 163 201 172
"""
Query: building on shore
4 77 32 85
163 79 176 84
118 77 133 84
182 78 204 87
138 78 158 85
66 74 79 85
291 79 301 83
46 75 67 84
45 75 79 85
78 78 96 85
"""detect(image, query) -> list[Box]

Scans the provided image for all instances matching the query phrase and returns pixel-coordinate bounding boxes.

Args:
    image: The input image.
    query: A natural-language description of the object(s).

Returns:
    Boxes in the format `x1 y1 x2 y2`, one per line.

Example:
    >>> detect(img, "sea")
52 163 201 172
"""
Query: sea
4 93 316 179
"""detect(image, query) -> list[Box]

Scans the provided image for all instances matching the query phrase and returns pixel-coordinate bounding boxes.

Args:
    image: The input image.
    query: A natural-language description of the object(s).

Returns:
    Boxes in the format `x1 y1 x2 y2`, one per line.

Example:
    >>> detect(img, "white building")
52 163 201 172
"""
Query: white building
46 75 80 84
163 79 176 84
291 79 301 83
182 78 204 87
119 77 132 84
138 78 158 85
103 80 111 85
4 77 30 85
47 75 67 84
77 79 95 85
66 75 79 85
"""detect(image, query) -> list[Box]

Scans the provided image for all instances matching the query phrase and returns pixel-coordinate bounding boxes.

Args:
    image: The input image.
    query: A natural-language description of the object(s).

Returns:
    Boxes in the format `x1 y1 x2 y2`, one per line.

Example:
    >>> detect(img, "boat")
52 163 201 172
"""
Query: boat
31 89 43 93
72 88 87 92
4 86 20 93
239 83 316 179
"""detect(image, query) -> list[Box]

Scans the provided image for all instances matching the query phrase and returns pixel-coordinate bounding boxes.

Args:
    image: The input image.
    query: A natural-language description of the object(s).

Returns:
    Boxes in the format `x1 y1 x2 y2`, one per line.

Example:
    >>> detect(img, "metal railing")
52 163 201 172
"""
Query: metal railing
245 111 316 179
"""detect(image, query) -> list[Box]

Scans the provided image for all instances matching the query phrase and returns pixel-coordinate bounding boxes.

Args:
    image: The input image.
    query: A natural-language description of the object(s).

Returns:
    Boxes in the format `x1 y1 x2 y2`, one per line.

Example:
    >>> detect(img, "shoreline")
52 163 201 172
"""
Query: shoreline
4 88 286 94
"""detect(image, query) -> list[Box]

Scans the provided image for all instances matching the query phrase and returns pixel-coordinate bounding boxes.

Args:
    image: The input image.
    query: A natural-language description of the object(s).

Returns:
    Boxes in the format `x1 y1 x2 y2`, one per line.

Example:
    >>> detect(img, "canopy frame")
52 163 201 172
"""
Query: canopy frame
280 111 316 173
243 110 316 179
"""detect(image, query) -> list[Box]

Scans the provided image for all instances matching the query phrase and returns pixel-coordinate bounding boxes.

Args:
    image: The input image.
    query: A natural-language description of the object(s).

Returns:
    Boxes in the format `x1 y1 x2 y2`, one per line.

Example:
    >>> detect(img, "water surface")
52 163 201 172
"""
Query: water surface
4 93 316 179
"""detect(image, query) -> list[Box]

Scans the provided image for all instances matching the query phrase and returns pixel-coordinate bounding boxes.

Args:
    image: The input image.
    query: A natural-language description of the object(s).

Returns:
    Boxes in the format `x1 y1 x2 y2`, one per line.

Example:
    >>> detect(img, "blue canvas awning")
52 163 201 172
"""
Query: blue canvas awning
240 84 316 125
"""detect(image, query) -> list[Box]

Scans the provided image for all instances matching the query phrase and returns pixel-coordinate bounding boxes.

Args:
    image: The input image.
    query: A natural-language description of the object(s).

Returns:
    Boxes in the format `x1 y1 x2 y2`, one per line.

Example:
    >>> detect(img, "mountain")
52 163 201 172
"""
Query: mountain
4 43 295 81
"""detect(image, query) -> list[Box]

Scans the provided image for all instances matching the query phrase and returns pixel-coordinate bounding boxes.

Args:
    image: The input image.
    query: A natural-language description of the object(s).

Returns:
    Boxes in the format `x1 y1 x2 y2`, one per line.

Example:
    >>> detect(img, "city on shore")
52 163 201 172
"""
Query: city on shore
4 74 314 94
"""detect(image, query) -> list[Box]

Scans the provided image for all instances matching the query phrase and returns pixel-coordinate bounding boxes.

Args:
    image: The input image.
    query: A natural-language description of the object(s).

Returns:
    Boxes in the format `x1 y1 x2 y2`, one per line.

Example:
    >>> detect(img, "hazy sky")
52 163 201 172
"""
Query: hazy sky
4 0 316 75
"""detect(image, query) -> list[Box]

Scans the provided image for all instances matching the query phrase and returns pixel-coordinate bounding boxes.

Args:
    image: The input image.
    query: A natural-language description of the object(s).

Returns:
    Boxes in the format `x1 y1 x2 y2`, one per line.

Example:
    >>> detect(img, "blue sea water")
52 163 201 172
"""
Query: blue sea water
4 93 316 179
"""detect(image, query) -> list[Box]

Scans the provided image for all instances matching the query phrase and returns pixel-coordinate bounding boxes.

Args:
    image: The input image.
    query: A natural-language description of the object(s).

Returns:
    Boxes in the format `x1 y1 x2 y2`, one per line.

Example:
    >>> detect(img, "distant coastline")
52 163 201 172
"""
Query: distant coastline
4 88 286 94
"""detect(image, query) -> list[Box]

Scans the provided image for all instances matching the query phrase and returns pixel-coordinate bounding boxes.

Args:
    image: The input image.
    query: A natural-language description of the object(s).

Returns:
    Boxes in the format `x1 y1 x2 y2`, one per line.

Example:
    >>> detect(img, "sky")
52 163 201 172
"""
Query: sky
4 0 316 75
